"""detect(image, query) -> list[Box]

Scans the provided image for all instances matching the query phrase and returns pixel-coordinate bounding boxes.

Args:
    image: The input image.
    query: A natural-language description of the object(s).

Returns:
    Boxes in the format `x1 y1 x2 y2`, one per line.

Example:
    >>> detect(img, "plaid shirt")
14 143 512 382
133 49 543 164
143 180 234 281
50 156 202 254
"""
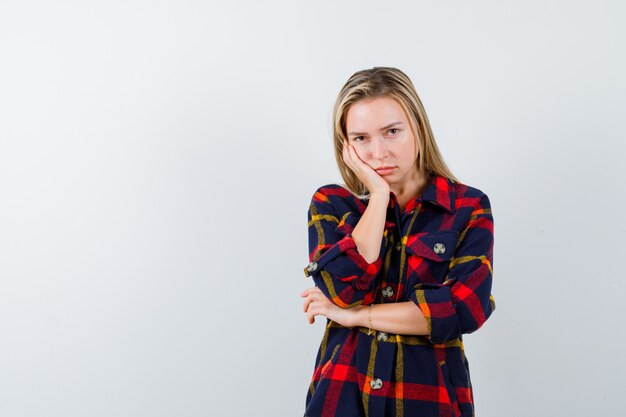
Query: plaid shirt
303 172 495 417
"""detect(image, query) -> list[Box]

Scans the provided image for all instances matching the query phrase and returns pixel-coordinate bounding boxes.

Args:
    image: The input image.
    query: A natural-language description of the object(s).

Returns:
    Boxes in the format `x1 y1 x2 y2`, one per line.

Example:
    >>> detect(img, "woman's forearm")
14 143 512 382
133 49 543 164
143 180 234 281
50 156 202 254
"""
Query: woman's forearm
302 287 429 336
352 302 429 336
351 192 389 263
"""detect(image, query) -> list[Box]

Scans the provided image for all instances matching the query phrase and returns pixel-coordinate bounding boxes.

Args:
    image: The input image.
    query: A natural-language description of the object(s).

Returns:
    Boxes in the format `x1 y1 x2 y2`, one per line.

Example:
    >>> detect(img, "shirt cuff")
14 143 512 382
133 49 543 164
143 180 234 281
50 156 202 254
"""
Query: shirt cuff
304 233 383 290
409 280 461 344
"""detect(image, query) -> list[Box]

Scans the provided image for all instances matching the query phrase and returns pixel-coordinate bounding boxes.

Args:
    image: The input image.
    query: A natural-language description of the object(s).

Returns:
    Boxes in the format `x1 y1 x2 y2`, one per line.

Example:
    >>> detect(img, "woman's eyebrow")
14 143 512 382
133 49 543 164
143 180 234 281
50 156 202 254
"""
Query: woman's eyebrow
348 122 403 136
347 129 368 136
380 121 403 131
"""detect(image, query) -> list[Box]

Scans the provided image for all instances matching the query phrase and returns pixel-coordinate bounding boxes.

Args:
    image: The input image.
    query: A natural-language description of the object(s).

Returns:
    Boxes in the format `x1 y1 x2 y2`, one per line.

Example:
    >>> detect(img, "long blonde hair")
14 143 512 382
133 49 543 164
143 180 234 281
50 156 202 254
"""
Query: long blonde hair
332 67 458 196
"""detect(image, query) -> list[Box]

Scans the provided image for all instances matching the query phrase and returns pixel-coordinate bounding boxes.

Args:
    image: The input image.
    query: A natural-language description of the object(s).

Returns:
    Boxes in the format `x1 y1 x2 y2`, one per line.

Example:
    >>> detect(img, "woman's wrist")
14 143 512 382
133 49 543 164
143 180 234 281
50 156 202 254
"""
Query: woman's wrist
368 190 390 203
350 305 369 328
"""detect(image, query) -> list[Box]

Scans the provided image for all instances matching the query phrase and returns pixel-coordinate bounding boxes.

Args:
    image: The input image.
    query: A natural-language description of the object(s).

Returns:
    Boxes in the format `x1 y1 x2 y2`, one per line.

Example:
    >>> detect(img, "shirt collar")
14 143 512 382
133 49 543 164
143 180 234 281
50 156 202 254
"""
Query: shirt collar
388 172 456 215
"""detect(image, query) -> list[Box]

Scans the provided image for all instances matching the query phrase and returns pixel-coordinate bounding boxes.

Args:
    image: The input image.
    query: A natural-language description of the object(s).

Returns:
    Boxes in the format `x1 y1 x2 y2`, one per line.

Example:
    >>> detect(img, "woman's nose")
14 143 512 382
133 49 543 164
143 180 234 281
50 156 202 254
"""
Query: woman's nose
371 137 388 159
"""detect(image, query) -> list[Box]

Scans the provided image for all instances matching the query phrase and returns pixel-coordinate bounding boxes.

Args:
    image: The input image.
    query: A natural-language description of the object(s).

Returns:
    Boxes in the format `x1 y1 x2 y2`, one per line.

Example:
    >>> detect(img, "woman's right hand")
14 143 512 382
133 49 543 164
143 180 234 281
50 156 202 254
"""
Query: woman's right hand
342 139 390 196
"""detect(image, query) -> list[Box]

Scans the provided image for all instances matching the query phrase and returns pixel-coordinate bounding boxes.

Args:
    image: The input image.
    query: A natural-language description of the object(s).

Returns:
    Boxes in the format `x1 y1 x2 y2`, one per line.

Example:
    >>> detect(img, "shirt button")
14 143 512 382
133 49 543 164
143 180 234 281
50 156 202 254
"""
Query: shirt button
382 286 394 298
303 261 318 276
377 332 389 342
409 210 415 215
395 243 402 251
370 378 383 390
433 243 446 254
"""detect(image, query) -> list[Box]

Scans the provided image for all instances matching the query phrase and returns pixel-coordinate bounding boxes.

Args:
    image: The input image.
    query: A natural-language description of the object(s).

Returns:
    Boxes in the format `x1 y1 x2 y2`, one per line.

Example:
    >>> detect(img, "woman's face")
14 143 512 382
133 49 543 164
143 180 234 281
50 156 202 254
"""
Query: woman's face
345 96 419 188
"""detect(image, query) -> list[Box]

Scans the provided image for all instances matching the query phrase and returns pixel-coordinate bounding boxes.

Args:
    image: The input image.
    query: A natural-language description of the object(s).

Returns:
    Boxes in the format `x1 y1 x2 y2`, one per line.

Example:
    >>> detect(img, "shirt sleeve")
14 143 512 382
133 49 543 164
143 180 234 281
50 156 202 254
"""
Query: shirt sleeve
303 187 384 308
409 192 496 344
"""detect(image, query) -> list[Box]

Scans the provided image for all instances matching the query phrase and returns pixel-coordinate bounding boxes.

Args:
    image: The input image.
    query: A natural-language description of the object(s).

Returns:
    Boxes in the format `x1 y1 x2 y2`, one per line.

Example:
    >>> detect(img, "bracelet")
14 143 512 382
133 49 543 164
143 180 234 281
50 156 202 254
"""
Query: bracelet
367 304 373 335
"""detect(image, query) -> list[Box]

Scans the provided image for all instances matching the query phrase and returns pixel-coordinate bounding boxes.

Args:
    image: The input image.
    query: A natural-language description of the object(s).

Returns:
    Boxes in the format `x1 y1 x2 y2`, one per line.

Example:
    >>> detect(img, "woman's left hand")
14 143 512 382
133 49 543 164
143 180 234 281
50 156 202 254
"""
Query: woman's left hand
301 286 358 327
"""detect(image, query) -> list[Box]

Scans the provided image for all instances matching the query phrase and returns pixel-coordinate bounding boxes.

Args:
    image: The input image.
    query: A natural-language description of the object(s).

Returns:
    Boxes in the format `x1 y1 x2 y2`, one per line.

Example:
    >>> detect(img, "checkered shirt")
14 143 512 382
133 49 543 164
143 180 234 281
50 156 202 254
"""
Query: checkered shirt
303 173 495 417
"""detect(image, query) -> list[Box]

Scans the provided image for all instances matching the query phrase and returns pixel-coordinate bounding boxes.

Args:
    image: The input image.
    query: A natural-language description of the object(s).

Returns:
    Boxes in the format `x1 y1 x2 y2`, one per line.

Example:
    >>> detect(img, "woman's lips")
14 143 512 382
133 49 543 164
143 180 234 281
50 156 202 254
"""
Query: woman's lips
375 167 396 175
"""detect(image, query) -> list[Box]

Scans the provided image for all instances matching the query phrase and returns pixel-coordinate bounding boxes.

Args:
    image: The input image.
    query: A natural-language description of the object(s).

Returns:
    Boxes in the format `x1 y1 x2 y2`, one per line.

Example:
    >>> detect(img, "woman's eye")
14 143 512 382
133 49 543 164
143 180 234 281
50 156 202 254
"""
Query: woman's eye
353 136 365 142
388 128 399 135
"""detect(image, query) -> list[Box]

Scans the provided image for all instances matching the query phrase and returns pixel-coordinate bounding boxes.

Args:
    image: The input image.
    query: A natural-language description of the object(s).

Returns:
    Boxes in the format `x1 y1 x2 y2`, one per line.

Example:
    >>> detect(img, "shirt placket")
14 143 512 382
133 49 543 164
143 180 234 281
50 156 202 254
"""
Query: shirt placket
365 200 422 413
381 199 420 303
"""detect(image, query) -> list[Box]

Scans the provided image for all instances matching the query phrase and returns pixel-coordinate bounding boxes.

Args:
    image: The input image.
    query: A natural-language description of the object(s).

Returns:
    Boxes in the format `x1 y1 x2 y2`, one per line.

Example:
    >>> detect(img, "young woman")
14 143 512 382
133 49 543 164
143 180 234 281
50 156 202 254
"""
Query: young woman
300 67 495 417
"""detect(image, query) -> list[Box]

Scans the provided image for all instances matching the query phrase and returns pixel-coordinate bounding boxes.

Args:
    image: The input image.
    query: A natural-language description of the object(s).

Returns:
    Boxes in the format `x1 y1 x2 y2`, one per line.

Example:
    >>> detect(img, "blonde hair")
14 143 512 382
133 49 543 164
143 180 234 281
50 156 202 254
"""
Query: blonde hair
332 67 458 196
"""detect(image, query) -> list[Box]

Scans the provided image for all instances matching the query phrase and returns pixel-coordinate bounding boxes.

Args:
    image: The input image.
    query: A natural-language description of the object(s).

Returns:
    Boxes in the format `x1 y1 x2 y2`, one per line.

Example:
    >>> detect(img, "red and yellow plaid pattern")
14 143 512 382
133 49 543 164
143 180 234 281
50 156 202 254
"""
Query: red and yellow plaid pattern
304 173 495 417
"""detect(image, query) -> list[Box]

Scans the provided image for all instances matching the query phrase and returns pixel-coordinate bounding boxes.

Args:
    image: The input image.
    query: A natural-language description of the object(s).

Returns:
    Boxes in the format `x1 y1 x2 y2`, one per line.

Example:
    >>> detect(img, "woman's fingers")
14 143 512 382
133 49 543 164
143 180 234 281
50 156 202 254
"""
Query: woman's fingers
301 287 321 298
342 140 359 172
301 286 329 324
300 287 314 297
305 300 318 323
342 140 353 165
303 294 318 312
344 140 368 170
301 287 319 312
306 304 317 323
342 140 389 195
305 300 327 324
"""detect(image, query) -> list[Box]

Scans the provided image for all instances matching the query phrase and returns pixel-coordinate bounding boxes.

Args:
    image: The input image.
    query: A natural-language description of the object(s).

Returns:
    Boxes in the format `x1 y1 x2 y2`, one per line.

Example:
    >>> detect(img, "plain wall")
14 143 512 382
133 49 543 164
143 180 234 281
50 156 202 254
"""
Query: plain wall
1 0 625 416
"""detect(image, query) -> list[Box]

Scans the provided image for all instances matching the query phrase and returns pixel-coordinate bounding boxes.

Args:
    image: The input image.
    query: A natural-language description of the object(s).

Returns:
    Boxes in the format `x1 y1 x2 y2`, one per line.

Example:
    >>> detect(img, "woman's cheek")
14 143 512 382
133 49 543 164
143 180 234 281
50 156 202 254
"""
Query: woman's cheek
354 147 368 163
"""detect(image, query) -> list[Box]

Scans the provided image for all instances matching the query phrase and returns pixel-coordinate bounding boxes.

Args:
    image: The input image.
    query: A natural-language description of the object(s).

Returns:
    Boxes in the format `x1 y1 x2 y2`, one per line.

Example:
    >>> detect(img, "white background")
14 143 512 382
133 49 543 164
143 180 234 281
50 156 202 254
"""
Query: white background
1 1 625 416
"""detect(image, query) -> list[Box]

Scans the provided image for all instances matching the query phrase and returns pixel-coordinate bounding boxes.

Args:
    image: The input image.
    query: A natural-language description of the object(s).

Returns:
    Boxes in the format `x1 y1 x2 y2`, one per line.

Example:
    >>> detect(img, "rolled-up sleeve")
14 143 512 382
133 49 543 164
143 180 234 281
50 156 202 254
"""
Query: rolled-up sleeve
409 193 495 344
304 188 383 308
